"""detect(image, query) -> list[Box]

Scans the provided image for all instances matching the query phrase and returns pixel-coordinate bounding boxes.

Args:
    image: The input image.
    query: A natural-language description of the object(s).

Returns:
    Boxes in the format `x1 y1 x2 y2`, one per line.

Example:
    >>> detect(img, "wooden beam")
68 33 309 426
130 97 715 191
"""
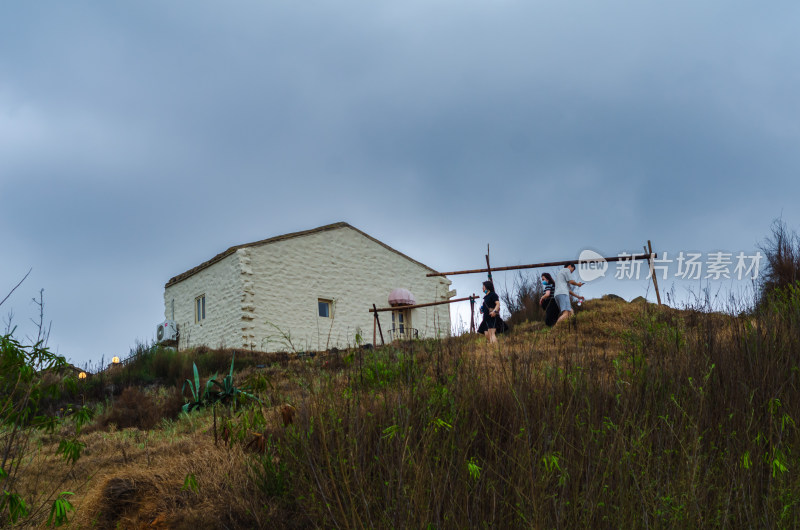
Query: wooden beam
426 253 654 277
369 295 478 313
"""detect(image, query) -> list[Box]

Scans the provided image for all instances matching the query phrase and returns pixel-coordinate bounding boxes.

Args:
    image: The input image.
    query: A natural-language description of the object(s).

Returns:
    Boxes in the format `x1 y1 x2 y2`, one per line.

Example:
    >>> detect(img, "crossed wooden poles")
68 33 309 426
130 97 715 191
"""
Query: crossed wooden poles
369 296 479 346
369 241 662 345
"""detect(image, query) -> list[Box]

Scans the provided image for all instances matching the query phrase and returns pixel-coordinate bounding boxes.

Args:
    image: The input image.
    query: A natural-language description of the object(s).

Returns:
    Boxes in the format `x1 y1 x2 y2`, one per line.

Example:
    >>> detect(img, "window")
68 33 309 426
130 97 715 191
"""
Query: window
318 299 332 318
391 310 406 333
390 309 416 340
195 295 206 322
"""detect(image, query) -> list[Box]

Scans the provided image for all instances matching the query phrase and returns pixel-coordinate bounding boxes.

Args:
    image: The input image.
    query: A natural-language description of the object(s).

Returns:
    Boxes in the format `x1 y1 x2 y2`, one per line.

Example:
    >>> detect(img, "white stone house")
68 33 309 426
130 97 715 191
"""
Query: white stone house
163 222 454 352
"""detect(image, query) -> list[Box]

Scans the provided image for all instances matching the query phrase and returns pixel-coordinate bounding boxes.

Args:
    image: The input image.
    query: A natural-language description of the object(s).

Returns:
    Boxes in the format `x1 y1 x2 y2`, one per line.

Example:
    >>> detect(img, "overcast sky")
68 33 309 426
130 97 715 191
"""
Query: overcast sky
2 1 799 367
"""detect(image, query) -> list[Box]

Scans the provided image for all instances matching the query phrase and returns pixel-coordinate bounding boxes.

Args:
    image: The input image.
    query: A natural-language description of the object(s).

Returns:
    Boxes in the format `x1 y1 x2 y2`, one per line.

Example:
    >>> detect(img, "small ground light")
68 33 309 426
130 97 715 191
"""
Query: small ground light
78 372 87 379
111 356 120 364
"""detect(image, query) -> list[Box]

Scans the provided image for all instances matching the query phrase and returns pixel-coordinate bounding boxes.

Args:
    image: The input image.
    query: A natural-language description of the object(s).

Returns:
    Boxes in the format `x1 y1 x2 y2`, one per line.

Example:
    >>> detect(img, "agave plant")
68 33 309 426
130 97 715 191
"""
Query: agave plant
181 353 258 413
182 362 212 413
210 354 258 404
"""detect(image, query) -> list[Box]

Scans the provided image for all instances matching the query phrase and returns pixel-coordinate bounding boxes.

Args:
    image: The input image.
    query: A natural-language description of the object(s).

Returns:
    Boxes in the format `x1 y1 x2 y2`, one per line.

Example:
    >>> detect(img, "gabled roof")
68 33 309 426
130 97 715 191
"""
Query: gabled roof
165 222 442 288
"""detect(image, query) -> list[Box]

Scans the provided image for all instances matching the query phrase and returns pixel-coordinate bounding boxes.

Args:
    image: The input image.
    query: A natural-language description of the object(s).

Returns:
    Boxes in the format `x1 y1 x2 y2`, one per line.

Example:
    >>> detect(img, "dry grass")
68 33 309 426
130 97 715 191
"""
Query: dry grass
73 438 257 529
11 294 800 528
20 409 271 528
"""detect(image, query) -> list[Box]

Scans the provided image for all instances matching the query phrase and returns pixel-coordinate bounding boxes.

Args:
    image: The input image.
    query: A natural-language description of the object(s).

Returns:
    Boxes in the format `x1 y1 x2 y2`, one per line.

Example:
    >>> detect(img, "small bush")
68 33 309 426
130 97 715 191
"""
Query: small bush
99 387 182 430
501 272 546 326
195 348 232 376
249 450 290 498
150 348 177 382
758 218 800 306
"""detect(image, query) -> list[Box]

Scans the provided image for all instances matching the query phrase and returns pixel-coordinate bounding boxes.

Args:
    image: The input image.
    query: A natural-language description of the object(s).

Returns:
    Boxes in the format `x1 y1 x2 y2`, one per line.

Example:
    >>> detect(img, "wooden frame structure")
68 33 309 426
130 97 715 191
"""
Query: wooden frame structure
369 295 479 346
367 242 662 347
425 243 663 306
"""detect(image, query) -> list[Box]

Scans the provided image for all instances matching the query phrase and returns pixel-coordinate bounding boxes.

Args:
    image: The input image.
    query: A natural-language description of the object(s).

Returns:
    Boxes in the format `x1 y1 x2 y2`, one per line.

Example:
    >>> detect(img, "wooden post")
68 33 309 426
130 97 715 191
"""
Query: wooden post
648 240 662 305
469 295 476 333
485 244 492 282
373 310 377 347
373 304 385 346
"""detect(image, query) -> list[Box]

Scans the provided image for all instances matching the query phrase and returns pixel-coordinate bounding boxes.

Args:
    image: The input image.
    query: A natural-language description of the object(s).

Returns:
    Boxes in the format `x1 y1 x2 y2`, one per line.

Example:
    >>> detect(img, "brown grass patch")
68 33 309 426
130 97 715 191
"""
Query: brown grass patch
91 386 183 432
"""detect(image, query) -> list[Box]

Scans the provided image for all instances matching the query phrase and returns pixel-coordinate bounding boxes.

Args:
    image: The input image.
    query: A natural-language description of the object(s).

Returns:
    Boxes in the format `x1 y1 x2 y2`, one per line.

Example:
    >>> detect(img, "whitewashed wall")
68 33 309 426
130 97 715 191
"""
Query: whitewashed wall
163 253 244 350
164 226 452 351
245 227 452 351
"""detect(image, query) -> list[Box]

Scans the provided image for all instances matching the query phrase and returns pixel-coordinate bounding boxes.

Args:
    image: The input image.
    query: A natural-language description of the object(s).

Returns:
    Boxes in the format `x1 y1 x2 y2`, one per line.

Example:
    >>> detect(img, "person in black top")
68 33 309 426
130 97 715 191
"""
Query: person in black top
539 272 555 308
539 272 560 327
477 280 506 343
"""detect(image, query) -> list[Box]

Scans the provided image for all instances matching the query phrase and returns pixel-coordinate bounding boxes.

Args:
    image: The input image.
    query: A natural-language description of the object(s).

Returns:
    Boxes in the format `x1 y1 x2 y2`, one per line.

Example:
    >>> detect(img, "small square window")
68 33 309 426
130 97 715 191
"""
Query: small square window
195 295 206 322
318 299 332 318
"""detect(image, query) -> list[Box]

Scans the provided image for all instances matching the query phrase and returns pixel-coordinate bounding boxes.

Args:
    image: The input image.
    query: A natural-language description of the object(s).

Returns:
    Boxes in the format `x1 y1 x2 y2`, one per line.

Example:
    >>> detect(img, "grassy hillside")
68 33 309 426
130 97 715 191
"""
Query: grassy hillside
8 290 800 528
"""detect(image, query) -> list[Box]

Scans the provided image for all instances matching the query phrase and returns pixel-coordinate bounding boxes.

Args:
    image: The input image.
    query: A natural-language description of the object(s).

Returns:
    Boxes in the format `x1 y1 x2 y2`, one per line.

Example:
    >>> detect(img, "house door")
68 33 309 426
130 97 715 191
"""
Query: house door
391 309 411 340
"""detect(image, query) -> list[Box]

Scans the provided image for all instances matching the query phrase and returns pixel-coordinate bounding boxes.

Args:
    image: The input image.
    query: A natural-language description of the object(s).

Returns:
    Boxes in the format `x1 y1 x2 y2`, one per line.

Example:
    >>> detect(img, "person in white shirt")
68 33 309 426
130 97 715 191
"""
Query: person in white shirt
554 263 585 325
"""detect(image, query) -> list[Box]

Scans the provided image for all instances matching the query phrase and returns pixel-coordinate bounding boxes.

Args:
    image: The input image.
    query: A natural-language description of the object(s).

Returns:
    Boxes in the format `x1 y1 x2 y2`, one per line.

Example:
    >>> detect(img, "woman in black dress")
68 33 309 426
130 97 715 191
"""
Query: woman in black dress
477 280 506 343
539 272 560 327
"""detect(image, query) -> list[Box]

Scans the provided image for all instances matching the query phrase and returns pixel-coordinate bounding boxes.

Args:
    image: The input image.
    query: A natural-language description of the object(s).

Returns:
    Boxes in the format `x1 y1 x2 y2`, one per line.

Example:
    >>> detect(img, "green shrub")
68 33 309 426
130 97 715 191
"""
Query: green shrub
0 332 92 526
758 218 800 307
181 354 258 413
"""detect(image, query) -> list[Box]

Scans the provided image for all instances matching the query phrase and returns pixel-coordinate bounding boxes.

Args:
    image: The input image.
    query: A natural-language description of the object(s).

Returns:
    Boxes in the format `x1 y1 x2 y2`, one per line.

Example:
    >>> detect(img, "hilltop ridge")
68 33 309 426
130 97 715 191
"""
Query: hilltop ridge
12 291 800 528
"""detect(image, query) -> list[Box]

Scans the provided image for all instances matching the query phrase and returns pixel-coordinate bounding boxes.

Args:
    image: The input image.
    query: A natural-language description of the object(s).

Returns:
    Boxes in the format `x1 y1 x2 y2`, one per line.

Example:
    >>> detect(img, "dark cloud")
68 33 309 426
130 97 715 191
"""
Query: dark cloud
1 0 799 364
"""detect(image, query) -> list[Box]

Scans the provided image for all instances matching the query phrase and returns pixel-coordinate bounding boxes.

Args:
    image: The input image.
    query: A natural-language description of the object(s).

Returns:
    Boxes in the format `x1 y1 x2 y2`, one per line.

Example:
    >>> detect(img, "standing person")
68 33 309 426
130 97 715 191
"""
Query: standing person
554 263 585 325
540 272 561 327
477 280 505 343
539 272 555 308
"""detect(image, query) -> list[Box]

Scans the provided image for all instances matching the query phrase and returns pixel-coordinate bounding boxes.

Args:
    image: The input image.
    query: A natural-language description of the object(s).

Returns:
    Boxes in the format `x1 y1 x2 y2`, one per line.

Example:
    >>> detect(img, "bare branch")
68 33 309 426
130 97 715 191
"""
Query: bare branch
0 268 32 308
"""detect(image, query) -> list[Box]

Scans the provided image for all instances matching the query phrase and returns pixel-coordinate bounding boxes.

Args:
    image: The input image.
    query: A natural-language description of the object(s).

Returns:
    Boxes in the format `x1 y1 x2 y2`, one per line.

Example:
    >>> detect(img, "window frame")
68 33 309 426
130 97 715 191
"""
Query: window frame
195 294 206 323
391 309 407 333
318 298 333 318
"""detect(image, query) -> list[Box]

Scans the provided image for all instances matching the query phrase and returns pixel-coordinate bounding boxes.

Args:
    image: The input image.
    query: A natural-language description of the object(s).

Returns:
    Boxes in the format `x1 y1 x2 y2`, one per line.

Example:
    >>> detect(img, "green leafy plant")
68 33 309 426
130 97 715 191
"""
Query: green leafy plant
430 417 452 433
541 452 561 474
467 457 482 482
182 473 199 494
181 362 209 413
381 424 400 441
211 354 258 403
181 353 258 413
0 325 88 526
56 439 85 465
1 490 29 524
248 442 289 498
46 492 74 527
